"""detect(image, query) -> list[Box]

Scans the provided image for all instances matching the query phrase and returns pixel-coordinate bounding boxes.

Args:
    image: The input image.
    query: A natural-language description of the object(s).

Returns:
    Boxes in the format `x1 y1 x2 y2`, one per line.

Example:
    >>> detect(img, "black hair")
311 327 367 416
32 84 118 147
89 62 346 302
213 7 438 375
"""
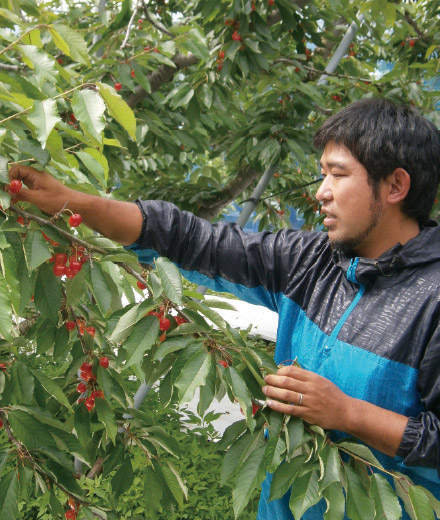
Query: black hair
313 98 440 224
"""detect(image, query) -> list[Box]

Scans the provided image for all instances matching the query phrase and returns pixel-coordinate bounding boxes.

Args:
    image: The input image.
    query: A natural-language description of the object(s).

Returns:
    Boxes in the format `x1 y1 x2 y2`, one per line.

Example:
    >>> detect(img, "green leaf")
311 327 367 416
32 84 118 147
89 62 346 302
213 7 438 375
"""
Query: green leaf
34 263 62 323
108 303 146 343
0 273 12 341
370 473 402 520
175 350 211 403
319 444 342 493
162 461 188 508
97 82 136 140
232 445 266 518
322 481 345 520
155 257 183 305
95 397 118 444
0 158 8 184
0 471 19 520
337 440 383 469
269 454 307 501
345 464 375 520
11 361 34 405
123 316 159 367
23 230 52 271
29 369 72 411
27 99 61 149
111 458 134 499
48 26 70 56
45 461 84 499
65 268 86 307
72 89 106 145
223 366 255 430
408 486 435 520
86 261 112 315
144 466 163 514
289 469 321 519
52 24 91 66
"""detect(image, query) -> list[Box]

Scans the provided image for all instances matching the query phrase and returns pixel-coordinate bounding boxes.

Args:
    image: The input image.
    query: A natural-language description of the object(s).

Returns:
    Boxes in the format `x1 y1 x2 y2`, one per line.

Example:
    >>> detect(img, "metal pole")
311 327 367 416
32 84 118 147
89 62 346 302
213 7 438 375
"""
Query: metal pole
317 14 365 86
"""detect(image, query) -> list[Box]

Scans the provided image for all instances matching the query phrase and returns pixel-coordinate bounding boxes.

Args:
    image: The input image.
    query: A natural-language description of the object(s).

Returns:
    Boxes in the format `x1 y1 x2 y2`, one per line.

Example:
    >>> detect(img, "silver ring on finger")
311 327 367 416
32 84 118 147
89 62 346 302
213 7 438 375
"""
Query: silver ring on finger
297 392 303 406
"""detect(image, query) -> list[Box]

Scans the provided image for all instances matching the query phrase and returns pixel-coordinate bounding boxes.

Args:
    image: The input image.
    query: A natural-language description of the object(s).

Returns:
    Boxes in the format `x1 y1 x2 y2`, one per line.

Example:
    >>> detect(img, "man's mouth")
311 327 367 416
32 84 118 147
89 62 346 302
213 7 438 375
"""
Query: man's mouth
321 208 337 227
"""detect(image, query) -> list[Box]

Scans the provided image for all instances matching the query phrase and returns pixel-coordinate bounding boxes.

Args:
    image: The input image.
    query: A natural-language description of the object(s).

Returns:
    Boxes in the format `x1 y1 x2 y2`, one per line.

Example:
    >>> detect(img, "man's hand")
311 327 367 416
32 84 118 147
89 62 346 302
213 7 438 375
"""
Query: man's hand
9 165 75 215
8 165 143 246
262 365 408 457
262 365 351 430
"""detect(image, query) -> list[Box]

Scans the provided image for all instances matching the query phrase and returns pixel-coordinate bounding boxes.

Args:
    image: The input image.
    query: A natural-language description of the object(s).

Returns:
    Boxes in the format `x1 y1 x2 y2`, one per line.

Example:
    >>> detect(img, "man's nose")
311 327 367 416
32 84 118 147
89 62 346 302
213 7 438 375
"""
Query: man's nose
316 177 332 202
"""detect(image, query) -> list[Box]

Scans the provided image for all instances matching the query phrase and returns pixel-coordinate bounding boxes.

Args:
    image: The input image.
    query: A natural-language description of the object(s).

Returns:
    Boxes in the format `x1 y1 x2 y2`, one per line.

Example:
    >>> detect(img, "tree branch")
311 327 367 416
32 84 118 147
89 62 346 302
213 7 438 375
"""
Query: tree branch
195 166 261 221
126 53 200 107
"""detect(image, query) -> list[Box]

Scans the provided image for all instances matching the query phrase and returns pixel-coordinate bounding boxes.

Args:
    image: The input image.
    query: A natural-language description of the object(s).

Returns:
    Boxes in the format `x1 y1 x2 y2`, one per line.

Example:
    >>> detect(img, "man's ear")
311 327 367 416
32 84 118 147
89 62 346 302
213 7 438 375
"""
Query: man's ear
385 168 411 205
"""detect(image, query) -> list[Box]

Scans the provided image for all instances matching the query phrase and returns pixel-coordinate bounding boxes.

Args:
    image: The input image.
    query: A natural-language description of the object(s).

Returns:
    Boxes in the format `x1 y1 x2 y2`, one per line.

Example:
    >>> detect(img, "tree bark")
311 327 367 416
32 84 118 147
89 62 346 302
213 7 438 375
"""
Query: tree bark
196 166 261 221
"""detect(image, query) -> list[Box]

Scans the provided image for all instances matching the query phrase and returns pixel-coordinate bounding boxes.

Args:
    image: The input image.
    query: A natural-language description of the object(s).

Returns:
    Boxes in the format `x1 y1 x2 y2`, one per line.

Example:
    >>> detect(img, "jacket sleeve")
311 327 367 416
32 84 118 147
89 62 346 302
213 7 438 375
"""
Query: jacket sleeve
396 323 440 475
126 200 325 312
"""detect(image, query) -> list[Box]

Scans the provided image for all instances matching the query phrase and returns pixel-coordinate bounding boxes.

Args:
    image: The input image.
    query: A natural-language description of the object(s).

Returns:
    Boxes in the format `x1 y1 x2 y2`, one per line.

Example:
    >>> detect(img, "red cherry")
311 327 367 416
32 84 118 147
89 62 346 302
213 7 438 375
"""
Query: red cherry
53 264 66 277
77 382 86 393
17 216 25 225
65 321 76 331
153 48 159 53
268 0 275 5
218 50 225 59
99 356 109 368
218 360 228 368
69 260 82 273
9 179 22 194
217 63 223 71
114 83 122 91
86 327 95 338
232 31 241 41
144 46 151 52
138 18 143 24
65 510 77 519
159 333 166 342
70 113 76 122
174 316 188 326
137 280 147 290
68 214 82 227
85 396 95 411
54 253 68 265
65 267 76 279
400 41 405 47
130 69 135 78
409 39 415 48
80 362 92 372
0 419 3 428
295 67 300 72
252 403 261 415
159 317 171 331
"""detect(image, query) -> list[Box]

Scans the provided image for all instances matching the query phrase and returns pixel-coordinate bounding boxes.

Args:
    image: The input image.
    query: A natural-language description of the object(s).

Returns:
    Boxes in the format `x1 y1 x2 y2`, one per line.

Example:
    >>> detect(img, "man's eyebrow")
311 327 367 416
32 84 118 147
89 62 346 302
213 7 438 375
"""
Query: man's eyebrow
319 161 347 170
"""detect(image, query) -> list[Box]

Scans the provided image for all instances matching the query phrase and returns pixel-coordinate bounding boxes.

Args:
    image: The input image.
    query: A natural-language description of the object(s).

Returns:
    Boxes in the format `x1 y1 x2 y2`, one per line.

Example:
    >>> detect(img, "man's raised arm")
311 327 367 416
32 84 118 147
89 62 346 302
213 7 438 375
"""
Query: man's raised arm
9 165 143 246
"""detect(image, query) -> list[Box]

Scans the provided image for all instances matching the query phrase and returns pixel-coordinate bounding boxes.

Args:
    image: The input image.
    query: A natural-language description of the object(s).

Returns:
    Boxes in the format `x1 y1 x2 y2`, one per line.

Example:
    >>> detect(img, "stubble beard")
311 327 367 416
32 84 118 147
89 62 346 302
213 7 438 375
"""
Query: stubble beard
329 197 384 257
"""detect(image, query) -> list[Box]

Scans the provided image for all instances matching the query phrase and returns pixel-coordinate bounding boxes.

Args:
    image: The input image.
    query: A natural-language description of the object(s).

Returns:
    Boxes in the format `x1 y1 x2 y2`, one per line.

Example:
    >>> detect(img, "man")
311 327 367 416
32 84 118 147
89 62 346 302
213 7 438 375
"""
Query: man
9 98 440 518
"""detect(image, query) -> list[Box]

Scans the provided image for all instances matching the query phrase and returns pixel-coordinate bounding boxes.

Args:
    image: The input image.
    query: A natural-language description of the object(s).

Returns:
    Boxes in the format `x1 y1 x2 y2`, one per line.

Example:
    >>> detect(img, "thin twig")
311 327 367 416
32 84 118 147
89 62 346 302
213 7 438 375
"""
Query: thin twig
141 0 174 38
121 3 139 49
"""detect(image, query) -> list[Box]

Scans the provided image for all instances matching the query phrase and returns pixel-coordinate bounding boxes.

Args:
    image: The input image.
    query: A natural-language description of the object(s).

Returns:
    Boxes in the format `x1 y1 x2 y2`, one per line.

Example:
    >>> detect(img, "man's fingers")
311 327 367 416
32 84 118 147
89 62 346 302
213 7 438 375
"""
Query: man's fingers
9 165 41 189
263 384 305 406
265 399 304 416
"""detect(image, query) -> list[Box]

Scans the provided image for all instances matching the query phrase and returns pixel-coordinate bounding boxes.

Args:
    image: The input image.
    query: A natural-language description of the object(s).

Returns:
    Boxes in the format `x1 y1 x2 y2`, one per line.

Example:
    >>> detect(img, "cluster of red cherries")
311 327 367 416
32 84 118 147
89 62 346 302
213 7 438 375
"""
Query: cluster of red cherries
76 357 109 412
64 497 79 519
50 246 89 279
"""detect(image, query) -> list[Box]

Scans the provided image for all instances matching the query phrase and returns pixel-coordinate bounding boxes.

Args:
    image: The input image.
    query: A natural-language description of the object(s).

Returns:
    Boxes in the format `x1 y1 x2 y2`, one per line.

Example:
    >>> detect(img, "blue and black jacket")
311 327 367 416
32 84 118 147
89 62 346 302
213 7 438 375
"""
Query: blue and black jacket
129 200 440 517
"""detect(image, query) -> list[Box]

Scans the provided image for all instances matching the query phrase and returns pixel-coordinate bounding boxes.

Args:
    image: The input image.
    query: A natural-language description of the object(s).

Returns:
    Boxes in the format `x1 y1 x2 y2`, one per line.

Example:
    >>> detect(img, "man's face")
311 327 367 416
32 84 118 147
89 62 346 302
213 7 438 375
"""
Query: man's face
316 142 386 257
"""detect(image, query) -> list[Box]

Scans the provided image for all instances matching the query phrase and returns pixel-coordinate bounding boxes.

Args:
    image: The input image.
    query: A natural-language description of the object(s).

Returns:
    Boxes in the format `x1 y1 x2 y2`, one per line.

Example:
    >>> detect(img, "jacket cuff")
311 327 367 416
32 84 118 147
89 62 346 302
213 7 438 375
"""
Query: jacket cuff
396 416 422 458
133 199 148 245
